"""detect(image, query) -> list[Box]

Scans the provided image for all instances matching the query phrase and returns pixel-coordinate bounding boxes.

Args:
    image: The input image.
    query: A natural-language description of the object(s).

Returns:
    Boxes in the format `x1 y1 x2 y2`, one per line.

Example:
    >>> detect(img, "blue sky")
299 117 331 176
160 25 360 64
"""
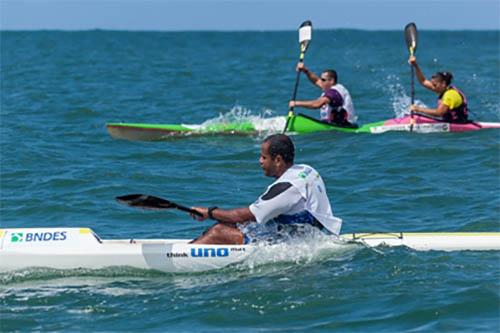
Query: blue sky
1 0 499 31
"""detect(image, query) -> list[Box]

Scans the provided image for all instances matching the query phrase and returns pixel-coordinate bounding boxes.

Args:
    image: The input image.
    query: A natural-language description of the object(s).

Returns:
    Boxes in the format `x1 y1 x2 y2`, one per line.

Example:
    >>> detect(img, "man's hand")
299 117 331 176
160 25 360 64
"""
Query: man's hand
408 55 417 66
190 207 208 221
289 100 296 108
296 62 308 73
410 104 419 112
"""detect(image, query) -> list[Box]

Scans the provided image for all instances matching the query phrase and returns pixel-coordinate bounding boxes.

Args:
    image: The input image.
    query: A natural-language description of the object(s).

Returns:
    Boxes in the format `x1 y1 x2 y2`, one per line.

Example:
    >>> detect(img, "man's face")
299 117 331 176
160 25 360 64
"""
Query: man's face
319 72 334 90
259 142 278 177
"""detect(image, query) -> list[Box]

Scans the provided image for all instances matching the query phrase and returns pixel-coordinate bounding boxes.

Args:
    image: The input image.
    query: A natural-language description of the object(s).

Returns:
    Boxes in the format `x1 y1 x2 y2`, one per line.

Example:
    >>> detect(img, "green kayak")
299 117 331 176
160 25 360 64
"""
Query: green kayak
106 113 385 141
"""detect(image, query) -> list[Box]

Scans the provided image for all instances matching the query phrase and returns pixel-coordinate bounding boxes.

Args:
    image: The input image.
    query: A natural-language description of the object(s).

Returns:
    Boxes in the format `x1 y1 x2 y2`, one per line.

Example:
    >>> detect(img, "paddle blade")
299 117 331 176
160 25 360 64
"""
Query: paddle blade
298 20 312 53
404 22 418 54
299 20 312 43
116 194 177 210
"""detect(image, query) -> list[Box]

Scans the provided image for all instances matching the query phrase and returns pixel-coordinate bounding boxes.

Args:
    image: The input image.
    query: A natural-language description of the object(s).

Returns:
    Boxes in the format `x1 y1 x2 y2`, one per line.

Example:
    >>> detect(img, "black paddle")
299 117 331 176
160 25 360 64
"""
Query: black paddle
404 22 418 131
116 194 203 217
283 20 313 134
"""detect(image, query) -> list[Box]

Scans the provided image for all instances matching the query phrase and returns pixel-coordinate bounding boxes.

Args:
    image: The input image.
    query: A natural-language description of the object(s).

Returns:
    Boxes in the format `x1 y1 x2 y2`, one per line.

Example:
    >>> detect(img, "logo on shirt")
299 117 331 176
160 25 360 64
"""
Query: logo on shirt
298 168 312 179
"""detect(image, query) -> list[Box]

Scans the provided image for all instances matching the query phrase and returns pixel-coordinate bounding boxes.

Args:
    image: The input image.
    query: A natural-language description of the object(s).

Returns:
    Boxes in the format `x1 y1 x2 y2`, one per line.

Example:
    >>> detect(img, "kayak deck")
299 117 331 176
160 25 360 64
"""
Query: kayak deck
342 232 500 252
1 228 499 273
106 113 500 141
370 114 500 133
106 114 368 141
106 121 259 141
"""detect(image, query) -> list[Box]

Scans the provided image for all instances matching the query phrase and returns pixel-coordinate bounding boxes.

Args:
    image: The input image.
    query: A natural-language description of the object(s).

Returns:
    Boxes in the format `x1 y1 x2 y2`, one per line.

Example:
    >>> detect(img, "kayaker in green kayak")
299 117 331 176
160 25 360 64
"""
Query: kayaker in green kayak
288 63 358 128
189 134 341 245
408 55 469 123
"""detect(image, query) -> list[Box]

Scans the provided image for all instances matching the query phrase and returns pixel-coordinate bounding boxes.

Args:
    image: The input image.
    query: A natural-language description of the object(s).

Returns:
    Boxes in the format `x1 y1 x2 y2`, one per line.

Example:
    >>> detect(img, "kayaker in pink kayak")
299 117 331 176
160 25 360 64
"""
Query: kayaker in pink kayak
408 55 469 123
189 134 341 245
288 63 358 128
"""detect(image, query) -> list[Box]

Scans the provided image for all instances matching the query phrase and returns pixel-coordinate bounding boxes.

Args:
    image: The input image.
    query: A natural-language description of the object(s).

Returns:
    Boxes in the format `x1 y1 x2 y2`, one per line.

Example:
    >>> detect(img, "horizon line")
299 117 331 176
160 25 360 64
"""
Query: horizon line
2 28 499 33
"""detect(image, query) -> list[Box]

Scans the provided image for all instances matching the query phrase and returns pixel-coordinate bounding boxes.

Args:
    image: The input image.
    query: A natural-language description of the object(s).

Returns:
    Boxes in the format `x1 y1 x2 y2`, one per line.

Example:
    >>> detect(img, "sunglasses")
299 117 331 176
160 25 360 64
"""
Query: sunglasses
320 77 331 82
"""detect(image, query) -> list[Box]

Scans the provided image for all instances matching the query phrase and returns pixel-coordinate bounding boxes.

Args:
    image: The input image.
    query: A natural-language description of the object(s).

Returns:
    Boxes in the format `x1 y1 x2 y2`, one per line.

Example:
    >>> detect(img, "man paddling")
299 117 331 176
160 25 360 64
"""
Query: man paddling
190 134 341 245
288 63 358 128
408 56 469 123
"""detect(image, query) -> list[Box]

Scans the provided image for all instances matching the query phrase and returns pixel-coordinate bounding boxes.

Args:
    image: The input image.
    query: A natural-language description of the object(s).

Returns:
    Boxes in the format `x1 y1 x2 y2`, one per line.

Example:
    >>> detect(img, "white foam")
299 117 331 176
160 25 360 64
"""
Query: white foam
252 116 286 132
384 75 427 118
167 233 361 289
197 105 286 134
241 232 360 270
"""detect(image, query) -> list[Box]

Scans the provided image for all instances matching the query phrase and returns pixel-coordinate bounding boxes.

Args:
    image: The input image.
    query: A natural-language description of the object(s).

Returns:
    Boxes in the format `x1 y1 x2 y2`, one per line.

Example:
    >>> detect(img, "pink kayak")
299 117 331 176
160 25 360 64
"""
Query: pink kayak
369 114 500 134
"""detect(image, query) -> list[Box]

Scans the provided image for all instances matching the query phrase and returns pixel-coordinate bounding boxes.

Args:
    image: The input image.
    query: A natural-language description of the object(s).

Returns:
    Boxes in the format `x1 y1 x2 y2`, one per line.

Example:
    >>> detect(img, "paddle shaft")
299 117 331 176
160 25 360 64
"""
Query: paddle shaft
116 194 203 217
411 66 415 105
283 58 304 134
404 23 418 132
170 202 201 215
283 21 312 134
409 47 415 131
290 58 304 103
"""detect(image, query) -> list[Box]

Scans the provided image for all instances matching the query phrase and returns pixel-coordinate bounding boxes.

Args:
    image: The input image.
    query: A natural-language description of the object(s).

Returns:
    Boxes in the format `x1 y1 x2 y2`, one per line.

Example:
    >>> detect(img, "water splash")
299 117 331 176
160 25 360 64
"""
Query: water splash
384 75 427 118
199 105 286 135
240 232 359 271
168 234 360 289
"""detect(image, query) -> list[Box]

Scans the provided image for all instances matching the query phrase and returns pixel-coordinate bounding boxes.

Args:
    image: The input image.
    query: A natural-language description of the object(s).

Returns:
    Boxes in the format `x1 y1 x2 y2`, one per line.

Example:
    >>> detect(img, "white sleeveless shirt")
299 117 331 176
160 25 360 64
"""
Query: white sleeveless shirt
249 164 342 235
332 83 357 124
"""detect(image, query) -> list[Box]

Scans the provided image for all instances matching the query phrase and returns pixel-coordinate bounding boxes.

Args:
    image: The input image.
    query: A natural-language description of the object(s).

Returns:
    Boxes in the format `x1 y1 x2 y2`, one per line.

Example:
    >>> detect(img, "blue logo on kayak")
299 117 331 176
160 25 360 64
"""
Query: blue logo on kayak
11 231 67 243
191 248 229 257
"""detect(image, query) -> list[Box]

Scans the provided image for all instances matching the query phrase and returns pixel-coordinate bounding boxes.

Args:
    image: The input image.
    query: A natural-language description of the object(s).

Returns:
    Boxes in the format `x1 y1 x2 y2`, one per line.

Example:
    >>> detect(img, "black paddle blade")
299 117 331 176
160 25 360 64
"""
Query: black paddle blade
116 194 177 210
404 22 418 54
299 20 312 32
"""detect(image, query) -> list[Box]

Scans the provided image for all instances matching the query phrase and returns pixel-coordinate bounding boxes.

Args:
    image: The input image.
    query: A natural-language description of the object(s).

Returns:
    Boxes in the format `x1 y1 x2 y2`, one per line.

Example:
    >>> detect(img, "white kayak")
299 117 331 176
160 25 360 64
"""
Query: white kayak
1 228 499 273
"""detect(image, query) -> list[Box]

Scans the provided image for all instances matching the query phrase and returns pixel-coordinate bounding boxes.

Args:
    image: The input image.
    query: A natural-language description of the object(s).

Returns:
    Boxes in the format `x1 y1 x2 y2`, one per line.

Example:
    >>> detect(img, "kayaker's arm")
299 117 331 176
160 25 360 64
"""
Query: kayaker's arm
297 63 322 89
408 56 434 91
411 103 448 117
191 207 255 224
289 96 330 109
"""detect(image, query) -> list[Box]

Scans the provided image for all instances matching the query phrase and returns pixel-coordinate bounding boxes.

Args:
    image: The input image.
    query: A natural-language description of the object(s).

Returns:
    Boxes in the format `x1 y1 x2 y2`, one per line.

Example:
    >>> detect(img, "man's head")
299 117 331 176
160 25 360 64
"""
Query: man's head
319 69 338 89
431 71 453 94
259 134 295 178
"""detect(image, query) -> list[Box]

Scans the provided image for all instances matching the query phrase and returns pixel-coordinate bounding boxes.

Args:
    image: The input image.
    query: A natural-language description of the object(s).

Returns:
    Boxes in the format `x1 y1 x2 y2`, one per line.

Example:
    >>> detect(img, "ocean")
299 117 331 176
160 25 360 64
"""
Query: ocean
1 30 499 332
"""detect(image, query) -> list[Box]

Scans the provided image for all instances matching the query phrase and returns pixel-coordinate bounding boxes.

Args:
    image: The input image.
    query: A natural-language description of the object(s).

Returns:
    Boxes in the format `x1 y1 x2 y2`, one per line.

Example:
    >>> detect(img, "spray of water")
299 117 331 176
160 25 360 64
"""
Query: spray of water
384 75 427 118
199 105 286 135
240 231 359 272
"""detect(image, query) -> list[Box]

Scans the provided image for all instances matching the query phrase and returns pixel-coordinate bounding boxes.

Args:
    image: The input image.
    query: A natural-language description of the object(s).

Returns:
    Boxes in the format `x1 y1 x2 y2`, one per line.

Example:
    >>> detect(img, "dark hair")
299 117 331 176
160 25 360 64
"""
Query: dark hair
323 69 338 83
432 71 453 86
263 134 295 164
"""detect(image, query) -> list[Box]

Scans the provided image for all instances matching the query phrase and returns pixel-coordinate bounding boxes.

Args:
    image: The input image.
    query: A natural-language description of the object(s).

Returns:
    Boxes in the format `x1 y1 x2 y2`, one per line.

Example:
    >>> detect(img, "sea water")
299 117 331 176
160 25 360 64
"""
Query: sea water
1 30 499 332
